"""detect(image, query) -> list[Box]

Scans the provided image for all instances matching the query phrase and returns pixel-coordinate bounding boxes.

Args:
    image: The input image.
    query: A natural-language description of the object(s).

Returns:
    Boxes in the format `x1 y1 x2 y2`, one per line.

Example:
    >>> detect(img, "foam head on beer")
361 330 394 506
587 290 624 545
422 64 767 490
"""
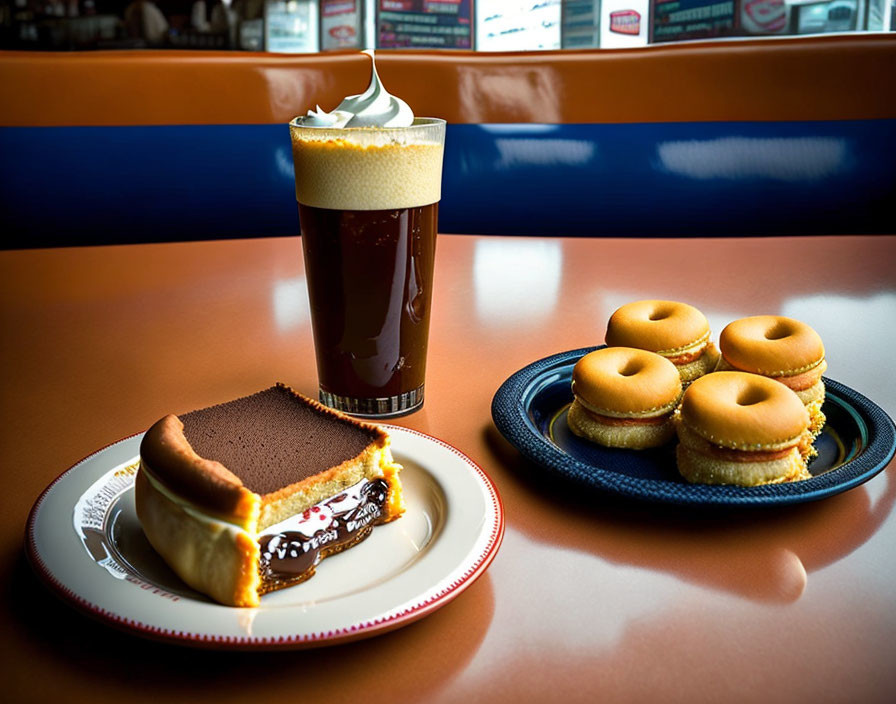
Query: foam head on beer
289 51 444 212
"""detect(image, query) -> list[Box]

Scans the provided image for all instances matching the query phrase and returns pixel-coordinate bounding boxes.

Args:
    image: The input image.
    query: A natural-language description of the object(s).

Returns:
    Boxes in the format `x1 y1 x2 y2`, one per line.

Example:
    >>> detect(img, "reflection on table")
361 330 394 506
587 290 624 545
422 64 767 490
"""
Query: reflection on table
1 233 894 703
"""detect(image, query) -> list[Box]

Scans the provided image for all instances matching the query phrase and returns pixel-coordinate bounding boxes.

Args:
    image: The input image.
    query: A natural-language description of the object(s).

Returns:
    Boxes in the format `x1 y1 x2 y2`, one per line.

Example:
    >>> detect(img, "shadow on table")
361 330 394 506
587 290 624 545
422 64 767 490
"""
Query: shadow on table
484 423 896 604
2 547 494 700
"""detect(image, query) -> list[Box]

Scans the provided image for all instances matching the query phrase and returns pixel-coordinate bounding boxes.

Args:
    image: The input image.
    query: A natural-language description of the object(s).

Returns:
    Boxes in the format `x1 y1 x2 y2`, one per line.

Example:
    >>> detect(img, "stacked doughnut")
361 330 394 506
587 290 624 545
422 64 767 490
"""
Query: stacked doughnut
568 347 682 449
675 372 813 486
717 315 827 437
567 300 826 487
605 300 719 385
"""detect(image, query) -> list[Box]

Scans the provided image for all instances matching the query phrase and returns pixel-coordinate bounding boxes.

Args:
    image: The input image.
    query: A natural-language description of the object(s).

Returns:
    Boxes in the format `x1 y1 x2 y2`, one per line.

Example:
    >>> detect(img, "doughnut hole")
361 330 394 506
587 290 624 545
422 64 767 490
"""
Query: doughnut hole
648 304 675 322
618 359 645 377
736 386 769 407
764 320 794 341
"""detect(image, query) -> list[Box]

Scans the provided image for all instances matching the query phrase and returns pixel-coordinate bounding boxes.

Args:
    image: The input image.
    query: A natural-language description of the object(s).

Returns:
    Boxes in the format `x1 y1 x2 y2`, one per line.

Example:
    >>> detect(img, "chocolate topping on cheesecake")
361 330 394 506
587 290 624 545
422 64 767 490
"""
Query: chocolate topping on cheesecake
258 477 389 593
180 384 381 495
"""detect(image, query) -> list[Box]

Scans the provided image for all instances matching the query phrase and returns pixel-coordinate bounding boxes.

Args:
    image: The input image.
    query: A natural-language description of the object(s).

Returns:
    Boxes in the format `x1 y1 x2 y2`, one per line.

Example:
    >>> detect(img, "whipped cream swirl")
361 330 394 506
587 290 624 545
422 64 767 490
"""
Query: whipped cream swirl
301 50 414 129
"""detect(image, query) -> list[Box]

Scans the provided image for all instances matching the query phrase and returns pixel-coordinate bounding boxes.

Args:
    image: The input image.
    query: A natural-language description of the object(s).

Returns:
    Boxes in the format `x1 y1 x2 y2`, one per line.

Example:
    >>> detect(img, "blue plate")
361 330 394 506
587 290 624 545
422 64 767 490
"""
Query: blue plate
492 347 896 507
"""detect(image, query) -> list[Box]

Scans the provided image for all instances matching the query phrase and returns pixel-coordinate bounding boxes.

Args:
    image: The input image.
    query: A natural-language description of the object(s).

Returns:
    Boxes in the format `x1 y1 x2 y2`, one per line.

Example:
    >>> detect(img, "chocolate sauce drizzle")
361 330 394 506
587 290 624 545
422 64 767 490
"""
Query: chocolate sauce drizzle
257 478 389 593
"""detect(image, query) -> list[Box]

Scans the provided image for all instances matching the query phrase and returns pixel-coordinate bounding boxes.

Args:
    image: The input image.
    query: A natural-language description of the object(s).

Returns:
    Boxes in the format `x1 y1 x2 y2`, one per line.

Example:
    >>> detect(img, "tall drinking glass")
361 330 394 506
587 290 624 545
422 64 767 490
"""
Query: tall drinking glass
289 117 446 418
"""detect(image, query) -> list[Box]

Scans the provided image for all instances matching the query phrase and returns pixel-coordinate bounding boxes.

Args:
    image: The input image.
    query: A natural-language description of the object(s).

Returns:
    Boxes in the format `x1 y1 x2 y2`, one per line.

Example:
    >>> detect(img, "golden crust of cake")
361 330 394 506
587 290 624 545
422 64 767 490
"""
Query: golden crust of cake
719 315 825 377
678 372 809 451
572 347 682 417
605 300 711 355
135 470 262 606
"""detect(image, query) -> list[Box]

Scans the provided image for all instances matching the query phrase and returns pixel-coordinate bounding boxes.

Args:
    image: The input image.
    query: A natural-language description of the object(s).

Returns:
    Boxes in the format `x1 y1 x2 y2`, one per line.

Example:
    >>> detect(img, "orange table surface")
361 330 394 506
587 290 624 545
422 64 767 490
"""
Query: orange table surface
2 234 895 703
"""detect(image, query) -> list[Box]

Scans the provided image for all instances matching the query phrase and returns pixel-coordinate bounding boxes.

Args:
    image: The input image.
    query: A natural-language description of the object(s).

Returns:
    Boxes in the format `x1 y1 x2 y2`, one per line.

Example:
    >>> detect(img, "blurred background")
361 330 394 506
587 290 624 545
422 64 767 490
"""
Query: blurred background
0 0 893 53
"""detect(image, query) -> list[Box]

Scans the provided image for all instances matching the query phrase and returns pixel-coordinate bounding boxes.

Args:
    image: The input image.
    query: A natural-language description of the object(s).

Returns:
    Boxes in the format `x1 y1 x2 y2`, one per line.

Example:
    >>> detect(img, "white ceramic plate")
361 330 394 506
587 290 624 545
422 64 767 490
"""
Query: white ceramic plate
26 425 504 649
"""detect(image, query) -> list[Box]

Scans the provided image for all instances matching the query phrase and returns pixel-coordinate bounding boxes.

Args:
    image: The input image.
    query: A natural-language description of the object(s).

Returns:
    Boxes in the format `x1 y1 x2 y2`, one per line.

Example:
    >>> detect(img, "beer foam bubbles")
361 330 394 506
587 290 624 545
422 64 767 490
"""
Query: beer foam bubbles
289 126 445 211
290 51 444 211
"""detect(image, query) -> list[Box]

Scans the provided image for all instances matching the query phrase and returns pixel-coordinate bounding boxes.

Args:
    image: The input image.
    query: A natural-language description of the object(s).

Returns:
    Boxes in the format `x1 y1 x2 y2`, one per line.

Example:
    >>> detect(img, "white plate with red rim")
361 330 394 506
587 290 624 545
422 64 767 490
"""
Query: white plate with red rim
26 425 504 649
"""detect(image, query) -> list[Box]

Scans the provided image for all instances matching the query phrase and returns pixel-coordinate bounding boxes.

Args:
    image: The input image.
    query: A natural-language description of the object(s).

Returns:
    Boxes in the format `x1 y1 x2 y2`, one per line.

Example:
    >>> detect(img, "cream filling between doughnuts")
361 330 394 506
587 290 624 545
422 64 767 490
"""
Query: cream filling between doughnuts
656 330 711 357
677 419 807 453
677 444 810 485
718 354 826 378
574 391 682 419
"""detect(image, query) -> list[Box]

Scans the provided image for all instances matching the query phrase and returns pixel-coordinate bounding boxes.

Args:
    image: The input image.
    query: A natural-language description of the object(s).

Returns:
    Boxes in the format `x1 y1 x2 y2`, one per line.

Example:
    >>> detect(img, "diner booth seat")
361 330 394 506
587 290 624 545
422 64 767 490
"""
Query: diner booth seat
1 36 895 248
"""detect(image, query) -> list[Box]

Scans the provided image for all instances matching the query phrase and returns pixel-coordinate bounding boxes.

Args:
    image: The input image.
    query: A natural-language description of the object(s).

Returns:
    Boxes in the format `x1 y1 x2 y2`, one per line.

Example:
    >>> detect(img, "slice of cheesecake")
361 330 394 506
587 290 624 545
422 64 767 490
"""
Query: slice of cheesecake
135 383 404 607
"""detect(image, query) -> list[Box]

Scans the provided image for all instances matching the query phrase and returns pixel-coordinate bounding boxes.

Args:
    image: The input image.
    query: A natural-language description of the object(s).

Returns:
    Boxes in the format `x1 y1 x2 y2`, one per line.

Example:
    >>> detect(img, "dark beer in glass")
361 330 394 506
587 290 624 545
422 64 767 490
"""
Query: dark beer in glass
289 118 446 417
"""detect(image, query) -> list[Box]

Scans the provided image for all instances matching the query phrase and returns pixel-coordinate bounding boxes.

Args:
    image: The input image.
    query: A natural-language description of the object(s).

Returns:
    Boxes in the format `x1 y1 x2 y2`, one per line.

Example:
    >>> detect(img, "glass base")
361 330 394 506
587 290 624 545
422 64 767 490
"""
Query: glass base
319 385 424 419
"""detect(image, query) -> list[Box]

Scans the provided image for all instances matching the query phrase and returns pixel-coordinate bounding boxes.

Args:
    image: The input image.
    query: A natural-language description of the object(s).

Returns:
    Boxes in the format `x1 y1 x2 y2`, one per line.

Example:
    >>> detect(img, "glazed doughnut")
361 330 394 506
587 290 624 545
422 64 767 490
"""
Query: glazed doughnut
675 371 812 486
605 300 720 383
718 315 826 436
568 347 682 449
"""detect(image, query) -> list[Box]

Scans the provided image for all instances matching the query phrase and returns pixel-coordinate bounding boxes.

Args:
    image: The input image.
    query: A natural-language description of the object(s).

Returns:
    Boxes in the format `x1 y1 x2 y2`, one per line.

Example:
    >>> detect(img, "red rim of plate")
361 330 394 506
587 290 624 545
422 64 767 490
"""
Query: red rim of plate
24 426 504 650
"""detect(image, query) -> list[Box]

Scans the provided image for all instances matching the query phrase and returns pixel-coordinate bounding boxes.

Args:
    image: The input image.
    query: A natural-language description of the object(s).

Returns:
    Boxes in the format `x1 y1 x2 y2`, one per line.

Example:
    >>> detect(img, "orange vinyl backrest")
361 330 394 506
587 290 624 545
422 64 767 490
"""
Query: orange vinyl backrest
1 35 895 128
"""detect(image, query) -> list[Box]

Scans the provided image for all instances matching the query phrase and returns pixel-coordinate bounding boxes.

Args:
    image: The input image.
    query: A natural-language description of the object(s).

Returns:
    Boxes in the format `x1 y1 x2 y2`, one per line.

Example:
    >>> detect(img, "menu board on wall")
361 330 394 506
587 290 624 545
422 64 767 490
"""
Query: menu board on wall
321 0 364 50
651 0 739 42
377 0 474 49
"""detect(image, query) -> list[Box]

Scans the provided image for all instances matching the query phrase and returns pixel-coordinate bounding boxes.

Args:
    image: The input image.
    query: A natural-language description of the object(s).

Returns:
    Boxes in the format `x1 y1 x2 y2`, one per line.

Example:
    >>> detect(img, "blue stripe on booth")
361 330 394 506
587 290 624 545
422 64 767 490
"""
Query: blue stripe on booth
2 120 894 247
444 121 896 237
1 124 298 247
